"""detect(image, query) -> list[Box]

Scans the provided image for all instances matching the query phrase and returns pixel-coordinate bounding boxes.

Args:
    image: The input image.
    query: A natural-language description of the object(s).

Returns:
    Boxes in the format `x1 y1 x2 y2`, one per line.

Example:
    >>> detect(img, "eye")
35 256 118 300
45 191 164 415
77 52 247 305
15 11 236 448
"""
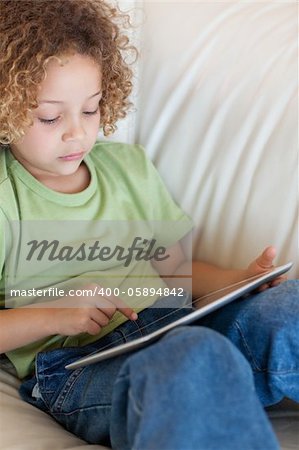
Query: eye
38 117 59 125
83 108 100 116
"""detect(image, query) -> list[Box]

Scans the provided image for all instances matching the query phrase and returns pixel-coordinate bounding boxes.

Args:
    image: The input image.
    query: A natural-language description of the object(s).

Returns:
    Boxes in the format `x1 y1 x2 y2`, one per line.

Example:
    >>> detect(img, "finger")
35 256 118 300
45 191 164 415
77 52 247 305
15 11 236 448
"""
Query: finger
270 275 287 288
108 294 138 321
90 284 138 321
86 315 108 335
86 320 102 336
96 289 138 321
91 308 111 327
94 296 117 318
255 246 276 270
258 282 270 292
270 279 281 288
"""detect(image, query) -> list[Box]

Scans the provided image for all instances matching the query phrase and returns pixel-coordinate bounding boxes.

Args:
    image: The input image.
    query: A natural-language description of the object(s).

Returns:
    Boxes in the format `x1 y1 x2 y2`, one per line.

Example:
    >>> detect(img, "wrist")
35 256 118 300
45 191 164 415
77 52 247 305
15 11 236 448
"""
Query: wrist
42 307 60 336
24 300 60 336
231 268 249 284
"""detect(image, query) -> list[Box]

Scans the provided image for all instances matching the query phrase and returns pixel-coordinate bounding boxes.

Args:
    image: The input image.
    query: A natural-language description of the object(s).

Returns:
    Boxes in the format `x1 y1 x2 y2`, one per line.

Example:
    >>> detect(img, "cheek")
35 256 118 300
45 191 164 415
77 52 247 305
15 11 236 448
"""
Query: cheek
18 125 55 157
88 116 101 137
22 123 48 144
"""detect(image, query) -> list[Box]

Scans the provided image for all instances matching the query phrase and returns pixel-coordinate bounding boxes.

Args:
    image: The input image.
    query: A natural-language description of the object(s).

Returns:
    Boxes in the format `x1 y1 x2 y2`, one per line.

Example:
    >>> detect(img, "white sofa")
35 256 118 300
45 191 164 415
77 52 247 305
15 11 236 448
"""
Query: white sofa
1 1 298 449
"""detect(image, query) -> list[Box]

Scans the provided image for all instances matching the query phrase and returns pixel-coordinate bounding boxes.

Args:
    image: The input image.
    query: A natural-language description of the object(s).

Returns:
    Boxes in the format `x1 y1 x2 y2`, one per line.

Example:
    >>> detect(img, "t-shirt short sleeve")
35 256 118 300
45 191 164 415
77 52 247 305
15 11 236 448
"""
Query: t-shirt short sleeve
0 209 8 308
91 142 194 248
134 144 194 248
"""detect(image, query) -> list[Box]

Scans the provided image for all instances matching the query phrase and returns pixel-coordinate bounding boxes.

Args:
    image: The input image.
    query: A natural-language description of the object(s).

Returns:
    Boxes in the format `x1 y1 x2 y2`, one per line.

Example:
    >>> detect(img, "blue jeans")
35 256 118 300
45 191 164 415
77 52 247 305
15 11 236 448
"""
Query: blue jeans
19 280 299 450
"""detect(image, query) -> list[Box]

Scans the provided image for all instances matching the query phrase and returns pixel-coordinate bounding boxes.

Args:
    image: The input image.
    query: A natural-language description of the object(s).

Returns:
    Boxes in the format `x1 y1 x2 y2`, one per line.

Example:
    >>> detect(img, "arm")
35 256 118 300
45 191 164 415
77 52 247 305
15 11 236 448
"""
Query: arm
0 307 56 354
0 285 137 354
152 243 285 299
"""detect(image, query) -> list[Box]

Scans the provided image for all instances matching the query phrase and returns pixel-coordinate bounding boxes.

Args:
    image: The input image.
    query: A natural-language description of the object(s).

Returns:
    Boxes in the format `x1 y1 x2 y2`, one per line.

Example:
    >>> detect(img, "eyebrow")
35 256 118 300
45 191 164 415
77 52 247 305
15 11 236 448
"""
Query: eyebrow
39 90 102 104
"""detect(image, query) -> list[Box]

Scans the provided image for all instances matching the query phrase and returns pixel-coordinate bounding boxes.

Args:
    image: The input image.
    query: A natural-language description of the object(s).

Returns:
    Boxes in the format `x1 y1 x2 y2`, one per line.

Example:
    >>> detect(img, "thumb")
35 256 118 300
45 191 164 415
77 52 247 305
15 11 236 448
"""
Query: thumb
255 246 276 270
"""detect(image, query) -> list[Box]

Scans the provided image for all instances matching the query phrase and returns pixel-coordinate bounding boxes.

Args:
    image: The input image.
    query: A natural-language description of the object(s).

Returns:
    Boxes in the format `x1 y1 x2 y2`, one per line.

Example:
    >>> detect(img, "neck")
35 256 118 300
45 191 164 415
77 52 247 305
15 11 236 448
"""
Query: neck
36 162 91 193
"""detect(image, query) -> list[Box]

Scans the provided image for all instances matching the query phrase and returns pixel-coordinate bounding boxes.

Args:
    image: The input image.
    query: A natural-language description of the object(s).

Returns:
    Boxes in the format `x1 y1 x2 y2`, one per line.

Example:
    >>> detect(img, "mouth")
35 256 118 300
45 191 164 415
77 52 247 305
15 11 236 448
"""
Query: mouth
59 151 85 161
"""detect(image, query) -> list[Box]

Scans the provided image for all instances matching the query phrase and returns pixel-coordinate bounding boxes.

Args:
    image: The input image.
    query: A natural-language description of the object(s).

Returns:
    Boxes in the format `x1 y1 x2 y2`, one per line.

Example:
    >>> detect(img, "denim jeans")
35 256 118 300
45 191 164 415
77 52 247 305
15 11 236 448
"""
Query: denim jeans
19 280 299 450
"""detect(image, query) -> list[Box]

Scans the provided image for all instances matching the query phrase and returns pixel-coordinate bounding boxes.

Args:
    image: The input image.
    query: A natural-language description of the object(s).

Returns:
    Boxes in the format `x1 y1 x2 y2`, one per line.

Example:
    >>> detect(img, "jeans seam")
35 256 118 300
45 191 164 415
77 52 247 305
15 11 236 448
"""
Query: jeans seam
51 403 112 416
234 320 262 371
34 355 52 409
53 368 83 413
235 321 299 375
128 388 143 416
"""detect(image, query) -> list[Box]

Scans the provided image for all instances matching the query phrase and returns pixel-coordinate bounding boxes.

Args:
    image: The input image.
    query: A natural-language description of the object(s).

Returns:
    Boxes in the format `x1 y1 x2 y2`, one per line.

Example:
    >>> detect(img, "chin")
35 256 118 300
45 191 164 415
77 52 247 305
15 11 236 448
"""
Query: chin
56 161 83 176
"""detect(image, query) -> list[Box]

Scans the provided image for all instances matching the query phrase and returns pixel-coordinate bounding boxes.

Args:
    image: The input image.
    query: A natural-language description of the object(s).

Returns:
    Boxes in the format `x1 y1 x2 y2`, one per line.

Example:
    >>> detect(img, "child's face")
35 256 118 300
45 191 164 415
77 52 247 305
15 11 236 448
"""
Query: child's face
10 53 102 180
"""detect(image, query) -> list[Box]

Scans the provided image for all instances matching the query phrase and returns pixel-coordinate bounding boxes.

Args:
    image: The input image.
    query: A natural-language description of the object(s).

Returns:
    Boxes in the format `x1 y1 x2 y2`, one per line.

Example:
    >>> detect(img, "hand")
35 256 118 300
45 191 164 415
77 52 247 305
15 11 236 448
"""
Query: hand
247 246 287 291
43 283 138 337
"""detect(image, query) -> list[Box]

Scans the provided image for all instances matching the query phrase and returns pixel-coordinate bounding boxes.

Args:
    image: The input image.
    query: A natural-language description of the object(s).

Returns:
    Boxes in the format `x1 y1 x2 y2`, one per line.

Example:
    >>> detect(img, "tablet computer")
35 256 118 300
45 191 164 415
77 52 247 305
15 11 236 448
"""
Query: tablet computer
66 262 293 370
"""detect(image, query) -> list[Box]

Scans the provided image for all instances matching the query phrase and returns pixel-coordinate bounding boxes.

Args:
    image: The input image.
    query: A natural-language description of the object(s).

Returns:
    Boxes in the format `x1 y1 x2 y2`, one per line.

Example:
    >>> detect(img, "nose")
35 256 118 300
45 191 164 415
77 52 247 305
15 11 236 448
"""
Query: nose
62 118 86 142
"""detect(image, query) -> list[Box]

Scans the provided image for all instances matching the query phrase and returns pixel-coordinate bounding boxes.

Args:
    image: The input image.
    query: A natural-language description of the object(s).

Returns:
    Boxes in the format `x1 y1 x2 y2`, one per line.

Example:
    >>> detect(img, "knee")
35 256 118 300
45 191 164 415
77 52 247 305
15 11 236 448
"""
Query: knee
220 281 299 369
250 280 299 328
276 279 299 299
161 326 239 364
119 326 252 387
222 280 299 335
165 326 252 377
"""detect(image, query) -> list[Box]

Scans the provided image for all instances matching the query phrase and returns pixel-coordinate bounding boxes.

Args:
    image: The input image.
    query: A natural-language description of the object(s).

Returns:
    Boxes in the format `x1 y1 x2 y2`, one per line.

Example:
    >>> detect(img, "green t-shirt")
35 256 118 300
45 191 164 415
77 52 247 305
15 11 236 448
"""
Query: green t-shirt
0 141 193 379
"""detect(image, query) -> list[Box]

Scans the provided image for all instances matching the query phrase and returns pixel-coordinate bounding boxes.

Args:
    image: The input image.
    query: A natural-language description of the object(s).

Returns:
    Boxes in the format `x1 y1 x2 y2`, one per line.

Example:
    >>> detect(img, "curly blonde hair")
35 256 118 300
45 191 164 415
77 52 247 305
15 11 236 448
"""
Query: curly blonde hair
0 0 137 145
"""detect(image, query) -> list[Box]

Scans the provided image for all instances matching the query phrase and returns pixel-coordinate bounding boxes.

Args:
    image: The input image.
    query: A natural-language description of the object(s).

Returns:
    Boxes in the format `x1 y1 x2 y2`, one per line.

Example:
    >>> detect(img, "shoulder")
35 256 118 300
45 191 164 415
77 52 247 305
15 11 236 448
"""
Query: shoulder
0 148 19 220
88 141 149 169
87 141 157 188
0 147 9 186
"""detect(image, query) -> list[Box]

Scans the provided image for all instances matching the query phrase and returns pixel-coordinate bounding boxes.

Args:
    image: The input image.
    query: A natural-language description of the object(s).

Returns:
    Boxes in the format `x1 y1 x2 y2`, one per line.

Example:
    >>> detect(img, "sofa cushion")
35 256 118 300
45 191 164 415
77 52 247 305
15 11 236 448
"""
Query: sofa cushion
0 367 108 450
128 2 298 277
